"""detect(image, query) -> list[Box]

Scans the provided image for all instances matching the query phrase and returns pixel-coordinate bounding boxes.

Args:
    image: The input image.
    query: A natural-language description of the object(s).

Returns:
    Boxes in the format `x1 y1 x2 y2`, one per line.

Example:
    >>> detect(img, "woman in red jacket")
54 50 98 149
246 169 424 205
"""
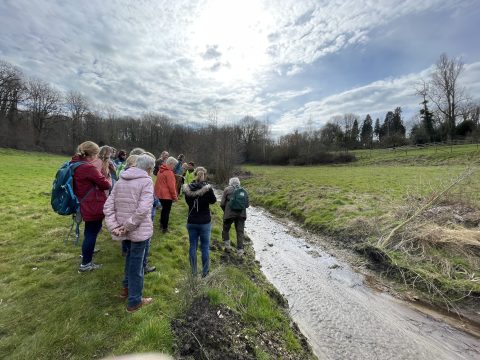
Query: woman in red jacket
154 156 178 233
72 141 112 272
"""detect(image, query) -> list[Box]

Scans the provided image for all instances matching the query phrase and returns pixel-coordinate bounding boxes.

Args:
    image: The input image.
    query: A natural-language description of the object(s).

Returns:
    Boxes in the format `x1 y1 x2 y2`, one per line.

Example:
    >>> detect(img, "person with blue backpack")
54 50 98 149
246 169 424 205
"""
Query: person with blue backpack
220 177 249 256
71 141 112 272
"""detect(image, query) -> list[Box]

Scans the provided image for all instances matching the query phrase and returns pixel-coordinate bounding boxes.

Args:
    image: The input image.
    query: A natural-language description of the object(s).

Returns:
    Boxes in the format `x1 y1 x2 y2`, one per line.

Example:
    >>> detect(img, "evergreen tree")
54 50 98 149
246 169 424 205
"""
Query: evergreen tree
380 108 406 146
374 118 381 142
420 99 435 142
360 114 373 147
351 118 360 148
392 107 406 137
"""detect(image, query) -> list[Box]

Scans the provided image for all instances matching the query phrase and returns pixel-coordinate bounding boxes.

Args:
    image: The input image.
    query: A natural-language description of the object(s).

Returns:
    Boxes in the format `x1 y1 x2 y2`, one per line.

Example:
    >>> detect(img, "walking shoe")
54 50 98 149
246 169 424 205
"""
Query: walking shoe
144 265 156 274
161 228 169 234
78 262 102 272
237 249 245 256
126 297 153 313
224 241 231 251
119 287 128 298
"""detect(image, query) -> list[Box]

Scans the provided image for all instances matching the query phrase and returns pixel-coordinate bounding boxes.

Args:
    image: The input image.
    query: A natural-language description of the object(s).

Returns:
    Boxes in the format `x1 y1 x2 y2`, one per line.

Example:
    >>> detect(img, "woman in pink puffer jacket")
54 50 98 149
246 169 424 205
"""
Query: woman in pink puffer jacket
103 154 155 313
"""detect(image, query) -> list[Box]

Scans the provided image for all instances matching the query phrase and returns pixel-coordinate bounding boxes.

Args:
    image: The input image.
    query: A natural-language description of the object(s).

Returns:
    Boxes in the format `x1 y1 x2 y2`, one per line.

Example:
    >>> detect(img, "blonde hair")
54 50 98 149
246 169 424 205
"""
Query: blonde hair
76 141 99 158
125 154 139 168
98 146 113 176
194 166 207 182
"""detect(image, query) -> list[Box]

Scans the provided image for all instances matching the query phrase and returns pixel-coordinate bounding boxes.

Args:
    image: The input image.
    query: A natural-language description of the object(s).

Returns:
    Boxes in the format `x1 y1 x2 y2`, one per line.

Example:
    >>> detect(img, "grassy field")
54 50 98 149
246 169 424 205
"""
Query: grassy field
242 144 480 303
353 143 480 166
0 149 312 360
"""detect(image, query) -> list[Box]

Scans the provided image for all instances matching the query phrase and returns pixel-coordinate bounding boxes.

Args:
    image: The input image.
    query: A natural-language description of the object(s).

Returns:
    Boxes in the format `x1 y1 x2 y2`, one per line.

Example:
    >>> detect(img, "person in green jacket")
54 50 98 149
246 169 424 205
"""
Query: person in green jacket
184 162 195 185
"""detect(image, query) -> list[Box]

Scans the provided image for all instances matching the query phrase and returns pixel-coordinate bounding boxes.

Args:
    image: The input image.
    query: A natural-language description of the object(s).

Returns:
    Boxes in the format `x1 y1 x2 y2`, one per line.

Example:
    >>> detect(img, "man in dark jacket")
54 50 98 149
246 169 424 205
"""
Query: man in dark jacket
220 177 249 256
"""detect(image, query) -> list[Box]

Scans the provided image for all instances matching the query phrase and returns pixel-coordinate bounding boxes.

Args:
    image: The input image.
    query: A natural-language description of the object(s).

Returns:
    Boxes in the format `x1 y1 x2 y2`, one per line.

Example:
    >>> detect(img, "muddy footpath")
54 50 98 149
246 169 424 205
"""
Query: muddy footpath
245 206 480 360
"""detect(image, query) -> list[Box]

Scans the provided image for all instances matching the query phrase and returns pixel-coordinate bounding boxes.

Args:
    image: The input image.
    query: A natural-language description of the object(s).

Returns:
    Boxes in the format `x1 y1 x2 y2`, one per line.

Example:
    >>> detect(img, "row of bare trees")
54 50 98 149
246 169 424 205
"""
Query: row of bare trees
411 54 480 143
1 53 479 170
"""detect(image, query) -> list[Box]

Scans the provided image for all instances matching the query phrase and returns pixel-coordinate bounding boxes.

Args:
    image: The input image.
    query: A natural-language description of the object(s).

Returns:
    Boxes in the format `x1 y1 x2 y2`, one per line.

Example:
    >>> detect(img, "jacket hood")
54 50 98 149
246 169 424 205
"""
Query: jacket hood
120 167 151 180
159 164 171 174
71 154 89 163
183 181 211 197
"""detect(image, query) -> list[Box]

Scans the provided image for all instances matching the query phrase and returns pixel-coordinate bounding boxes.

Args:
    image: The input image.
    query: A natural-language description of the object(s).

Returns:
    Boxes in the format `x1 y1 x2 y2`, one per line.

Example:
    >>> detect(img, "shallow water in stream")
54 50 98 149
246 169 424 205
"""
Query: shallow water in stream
242 206 480 360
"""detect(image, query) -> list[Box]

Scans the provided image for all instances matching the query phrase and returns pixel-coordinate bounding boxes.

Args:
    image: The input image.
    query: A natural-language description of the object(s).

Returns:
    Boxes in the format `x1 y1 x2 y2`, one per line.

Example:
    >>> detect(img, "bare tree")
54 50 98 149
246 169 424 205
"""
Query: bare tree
65 90 89 148
429 53 469 140
25 78 61 146
0 60 25 120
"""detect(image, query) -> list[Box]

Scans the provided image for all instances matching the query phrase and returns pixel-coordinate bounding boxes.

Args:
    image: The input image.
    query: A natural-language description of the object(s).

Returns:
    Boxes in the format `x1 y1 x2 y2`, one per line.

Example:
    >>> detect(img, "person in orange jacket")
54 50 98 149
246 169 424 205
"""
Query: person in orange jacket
154 156 178 233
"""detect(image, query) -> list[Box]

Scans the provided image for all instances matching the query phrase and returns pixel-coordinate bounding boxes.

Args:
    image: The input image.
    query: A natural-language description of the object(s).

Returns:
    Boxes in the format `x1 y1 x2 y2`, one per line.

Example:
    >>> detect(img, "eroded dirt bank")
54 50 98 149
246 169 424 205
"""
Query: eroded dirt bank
245 206 480 360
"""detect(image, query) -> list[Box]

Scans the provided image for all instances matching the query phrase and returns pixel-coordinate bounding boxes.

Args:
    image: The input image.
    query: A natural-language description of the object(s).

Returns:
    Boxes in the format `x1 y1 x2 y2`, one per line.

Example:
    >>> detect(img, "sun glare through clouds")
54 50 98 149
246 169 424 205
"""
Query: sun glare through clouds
189 0 273 84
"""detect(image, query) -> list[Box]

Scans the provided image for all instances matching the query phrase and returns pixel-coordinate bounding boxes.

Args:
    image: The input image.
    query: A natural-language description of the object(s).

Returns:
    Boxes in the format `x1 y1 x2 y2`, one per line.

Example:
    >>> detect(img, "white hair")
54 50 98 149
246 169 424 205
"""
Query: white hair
229 177 240 187
136 154 155 172
130 147 146 156
165 156 178 167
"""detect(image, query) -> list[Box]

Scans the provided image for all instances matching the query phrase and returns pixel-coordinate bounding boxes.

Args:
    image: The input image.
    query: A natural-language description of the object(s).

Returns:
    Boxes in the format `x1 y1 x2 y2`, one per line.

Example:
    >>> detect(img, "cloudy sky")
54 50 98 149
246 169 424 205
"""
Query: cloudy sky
1 0 479 135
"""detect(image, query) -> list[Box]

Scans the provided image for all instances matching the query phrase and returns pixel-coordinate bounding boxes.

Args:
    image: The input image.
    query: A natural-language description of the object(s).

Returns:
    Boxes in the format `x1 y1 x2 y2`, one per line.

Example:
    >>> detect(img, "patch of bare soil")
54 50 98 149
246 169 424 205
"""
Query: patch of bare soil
172 297 308 360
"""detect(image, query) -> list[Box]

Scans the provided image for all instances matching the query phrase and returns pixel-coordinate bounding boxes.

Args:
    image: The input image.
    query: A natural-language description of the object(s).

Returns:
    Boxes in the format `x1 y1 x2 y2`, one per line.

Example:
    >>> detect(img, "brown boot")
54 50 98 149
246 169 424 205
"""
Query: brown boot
119 288 128 299
126 297 153 313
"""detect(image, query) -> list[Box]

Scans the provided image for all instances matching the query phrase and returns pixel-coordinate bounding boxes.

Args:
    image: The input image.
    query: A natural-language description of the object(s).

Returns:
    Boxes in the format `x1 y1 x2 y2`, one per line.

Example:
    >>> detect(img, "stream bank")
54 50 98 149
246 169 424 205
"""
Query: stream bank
244 205 480 359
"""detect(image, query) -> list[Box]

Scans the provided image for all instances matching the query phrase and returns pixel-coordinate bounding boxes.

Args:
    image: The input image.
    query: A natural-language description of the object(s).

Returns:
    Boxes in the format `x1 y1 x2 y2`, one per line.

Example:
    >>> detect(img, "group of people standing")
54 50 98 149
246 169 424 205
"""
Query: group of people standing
69 141 248 313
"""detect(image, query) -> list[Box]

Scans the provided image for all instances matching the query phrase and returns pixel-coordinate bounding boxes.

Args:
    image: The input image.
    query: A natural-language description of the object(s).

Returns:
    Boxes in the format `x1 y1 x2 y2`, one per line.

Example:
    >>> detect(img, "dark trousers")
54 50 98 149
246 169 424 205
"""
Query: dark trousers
82 220 103 264
159 199 173 230
222 217 245 250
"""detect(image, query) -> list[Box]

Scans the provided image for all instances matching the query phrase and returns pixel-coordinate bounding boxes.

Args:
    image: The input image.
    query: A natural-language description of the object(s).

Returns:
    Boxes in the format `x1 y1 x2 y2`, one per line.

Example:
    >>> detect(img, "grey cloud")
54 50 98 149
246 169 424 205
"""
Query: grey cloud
202 45 222 60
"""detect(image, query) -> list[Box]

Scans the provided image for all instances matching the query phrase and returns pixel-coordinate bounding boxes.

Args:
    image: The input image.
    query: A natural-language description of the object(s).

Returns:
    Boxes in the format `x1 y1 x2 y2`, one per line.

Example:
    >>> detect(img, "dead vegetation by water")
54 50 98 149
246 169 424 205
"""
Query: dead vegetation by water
365 168 480 313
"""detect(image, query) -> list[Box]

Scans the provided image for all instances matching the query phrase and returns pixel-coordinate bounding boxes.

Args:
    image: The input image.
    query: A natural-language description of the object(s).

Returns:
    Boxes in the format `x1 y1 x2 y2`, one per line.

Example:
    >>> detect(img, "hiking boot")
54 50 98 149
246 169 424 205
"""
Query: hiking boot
120 287 128 299
237 249 245 257
78 262 102 273
224 241 231 251
144 265 156 274
126 297 153 313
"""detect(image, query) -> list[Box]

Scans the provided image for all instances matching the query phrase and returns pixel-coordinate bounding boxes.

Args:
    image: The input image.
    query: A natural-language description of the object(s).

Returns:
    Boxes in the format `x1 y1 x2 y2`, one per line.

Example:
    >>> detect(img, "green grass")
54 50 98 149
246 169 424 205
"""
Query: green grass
0 149 311 359
352 143 480 166
243 164 466 233
242 145 480 300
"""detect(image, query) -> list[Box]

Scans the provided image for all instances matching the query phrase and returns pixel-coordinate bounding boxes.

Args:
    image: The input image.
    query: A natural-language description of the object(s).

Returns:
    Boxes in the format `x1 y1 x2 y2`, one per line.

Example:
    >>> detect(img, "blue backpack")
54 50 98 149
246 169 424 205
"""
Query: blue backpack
51 161 92 244
51 161 85 215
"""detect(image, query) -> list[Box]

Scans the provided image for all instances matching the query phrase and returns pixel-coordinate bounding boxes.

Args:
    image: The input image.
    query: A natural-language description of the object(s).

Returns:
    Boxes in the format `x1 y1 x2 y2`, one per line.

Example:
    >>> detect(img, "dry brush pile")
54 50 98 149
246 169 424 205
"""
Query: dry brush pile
367 168 480 308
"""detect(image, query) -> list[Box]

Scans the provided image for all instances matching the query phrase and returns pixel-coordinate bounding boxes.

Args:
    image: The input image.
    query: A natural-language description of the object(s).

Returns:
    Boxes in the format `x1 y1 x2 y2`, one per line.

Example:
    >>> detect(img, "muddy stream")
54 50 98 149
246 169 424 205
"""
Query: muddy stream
241 205 480 360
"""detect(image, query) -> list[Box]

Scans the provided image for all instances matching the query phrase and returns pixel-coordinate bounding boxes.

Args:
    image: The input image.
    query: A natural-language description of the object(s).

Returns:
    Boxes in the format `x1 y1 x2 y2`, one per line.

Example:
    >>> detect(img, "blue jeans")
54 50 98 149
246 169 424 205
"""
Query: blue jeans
143 238 151 268
151 198 160 221
82 220 102 265
122 240 147 308
187 222 211 276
